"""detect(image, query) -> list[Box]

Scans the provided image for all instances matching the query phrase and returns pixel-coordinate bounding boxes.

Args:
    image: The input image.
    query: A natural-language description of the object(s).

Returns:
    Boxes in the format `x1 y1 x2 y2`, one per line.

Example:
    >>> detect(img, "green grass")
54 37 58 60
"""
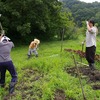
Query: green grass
0 35 100 100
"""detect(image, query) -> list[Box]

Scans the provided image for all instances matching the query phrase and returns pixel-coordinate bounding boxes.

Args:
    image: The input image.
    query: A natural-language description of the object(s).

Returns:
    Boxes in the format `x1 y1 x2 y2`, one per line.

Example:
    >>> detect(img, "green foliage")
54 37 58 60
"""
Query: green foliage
17 23 31 36
0 0 76 42
61 0 100 27
0 36 100 99
55 9 78 40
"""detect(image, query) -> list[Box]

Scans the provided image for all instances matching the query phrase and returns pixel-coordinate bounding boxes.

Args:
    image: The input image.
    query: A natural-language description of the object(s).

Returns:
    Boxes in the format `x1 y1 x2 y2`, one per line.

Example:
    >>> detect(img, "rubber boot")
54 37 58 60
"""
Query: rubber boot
89 63 96 70
36 54 38 57
9 82 16 94
27 55 31 59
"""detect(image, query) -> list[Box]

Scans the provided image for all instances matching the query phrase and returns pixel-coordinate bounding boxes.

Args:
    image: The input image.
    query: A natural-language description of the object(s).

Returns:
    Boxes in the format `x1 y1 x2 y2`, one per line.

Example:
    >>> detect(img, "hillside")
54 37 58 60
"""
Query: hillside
60 0 100 26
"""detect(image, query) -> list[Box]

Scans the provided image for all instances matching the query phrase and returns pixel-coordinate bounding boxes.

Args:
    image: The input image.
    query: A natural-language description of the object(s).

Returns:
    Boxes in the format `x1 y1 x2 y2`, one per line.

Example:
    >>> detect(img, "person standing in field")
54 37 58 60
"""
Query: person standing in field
85 19 98 70
0 34 18 94
27 38 40 59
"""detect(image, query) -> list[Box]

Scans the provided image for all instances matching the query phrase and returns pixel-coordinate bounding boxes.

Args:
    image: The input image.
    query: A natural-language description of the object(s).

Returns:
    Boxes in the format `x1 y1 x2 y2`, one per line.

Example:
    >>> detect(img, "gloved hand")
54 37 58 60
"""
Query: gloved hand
82 40 85 45
86 21 88 25
82 42 84 45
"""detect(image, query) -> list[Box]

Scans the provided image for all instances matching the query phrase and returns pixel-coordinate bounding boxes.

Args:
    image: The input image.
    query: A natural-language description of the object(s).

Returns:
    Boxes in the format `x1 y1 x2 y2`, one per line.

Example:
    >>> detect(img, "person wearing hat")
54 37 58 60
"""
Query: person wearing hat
0 35 18 94
0 35 10 42
85 19 98 70
27 38 40 59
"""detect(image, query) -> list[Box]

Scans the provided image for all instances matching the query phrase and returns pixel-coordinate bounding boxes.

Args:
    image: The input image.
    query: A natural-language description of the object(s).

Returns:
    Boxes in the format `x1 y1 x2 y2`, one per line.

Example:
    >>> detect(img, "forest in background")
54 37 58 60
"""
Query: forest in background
0 0 100 43
61 0 100 27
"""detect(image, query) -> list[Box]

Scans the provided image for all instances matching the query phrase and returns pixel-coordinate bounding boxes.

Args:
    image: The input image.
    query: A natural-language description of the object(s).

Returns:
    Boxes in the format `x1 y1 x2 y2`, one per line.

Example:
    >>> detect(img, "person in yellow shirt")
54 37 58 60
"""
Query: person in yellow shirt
27 39 40 59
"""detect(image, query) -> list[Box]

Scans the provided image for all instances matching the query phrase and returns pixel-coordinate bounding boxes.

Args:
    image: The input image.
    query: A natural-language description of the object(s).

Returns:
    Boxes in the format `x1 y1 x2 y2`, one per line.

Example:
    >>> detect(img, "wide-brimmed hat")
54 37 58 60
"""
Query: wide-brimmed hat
34 39 40 45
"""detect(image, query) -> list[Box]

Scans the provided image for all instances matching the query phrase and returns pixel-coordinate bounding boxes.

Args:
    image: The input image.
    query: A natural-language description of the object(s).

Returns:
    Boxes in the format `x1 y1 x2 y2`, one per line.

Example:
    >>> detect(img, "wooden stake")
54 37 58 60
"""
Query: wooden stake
61 28 64 52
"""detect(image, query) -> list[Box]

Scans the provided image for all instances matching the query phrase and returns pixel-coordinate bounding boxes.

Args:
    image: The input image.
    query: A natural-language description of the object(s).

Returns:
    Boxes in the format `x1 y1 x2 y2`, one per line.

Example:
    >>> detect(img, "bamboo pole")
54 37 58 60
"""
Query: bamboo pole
72 54 87 100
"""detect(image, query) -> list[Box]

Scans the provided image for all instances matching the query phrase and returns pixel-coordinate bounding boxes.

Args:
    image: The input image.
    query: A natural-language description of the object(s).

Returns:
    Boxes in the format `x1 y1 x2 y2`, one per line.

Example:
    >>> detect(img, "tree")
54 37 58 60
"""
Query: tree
0 0 58 41
61 0 100 27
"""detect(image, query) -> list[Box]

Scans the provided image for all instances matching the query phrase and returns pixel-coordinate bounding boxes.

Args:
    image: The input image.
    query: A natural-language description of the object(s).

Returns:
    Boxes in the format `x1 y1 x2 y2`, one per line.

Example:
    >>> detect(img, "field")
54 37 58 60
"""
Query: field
0 35 100 100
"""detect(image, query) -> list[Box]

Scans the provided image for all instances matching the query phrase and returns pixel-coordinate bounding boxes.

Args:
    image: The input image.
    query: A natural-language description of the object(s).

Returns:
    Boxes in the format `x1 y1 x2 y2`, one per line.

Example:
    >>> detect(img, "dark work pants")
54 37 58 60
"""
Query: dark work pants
86 46 96 64
0 61 17 84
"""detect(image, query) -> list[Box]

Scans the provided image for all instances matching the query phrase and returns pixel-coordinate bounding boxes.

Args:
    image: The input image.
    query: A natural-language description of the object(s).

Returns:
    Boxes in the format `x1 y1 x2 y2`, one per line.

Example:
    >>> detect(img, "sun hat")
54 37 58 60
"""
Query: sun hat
1 36 11 43
34 39 40 45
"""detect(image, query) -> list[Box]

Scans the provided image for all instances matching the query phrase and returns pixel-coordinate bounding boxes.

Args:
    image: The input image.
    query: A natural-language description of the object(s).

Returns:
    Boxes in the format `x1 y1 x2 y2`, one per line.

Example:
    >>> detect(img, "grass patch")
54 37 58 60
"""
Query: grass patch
0 36 100 100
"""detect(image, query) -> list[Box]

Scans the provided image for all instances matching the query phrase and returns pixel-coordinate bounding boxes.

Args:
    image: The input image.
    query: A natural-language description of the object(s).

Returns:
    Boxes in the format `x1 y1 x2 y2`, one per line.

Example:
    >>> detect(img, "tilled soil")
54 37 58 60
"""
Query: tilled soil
54 89 75 100
3 68 43 100
66 66 100 90
54 89 66 100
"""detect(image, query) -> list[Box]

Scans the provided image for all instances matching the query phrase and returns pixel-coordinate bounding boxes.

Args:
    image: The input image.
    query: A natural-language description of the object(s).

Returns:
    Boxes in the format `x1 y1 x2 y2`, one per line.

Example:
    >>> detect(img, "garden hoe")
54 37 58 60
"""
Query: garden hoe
77 40 89 67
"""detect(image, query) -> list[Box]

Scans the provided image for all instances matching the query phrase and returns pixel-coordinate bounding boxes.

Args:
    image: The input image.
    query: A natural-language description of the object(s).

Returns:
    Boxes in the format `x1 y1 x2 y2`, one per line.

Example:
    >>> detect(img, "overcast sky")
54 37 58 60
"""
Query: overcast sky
79 0 100 3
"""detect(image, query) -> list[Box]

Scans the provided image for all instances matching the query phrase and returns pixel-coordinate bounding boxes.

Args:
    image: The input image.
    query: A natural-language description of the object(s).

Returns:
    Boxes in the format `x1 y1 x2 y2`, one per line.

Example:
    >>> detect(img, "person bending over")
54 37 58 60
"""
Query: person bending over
27 39 40 59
